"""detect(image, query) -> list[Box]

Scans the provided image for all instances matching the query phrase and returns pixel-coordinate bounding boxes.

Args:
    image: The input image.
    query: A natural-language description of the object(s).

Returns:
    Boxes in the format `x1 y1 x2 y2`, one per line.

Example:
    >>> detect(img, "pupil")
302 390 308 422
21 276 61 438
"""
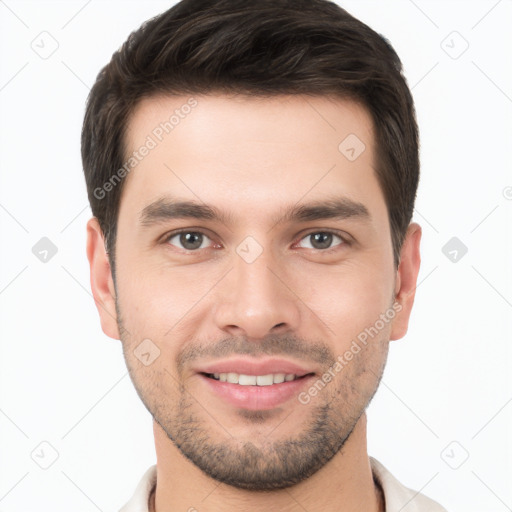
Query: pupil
311 232 332 249
181 232 202 250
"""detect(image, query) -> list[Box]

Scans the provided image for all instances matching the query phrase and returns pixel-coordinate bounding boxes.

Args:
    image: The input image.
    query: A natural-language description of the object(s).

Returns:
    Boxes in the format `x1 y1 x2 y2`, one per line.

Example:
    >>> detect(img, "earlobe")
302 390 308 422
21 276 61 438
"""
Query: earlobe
390 222 422 341
86 217 120 340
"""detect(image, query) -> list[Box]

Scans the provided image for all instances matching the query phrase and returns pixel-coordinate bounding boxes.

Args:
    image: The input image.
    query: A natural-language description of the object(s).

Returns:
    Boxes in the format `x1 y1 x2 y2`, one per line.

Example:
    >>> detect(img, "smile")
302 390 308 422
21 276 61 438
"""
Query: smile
204 372 306 385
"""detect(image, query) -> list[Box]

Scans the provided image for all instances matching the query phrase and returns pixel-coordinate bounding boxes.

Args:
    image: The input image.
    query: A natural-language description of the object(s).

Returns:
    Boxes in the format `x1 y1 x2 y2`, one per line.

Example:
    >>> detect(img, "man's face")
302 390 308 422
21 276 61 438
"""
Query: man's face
91 94 417 490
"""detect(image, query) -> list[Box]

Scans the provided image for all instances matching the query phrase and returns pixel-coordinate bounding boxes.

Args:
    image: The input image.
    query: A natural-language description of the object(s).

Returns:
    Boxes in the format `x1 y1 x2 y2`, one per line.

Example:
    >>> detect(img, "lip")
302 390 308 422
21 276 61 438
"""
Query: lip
195 357 317 410
199 373 316 410
195 357 316 377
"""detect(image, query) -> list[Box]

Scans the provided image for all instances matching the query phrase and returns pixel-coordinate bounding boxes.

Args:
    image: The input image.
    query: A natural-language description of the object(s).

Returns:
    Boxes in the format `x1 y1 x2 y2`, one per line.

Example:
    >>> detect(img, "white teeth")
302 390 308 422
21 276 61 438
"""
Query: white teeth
211 372 301 385
239 374 257 385
256 374 274 386
227 372 238 384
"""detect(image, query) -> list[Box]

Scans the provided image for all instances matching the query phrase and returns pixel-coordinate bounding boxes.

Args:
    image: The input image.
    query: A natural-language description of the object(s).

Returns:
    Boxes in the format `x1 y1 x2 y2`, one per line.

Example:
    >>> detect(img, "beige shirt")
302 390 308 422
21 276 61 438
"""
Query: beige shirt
119 457 448 512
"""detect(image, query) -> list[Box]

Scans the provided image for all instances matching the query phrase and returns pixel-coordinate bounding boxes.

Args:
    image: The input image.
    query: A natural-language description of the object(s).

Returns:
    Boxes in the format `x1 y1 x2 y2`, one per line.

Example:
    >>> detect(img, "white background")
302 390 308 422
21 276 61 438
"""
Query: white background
0 1 511 511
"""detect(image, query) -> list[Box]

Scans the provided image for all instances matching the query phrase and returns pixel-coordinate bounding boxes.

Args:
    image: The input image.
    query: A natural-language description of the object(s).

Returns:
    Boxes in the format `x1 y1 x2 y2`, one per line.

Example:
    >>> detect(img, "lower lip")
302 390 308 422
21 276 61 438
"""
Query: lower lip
199 374 315 410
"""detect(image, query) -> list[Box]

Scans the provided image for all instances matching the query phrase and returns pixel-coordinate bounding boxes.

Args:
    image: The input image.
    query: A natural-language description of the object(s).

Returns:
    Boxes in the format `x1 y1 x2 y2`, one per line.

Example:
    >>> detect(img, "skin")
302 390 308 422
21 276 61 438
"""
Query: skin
87 94 421 512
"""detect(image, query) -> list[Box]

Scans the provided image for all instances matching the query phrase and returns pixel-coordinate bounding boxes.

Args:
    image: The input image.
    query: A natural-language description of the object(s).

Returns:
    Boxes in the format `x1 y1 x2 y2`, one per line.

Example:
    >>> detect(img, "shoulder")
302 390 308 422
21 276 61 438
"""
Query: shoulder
370 457 449 512
119 465 157 512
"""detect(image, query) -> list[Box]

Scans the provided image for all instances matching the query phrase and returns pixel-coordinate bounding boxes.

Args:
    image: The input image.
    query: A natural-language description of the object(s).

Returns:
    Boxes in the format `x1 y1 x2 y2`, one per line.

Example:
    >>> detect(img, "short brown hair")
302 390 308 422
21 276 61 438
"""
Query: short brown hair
82 0 419 276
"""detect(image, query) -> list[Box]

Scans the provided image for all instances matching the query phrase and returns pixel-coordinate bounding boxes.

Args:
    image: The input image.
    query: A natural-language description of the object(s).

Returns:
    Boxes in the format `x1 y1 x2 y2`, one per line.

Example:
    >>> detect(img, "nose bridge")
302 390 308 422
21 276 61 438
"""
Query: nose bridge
213 237 300 338
235 245 277 303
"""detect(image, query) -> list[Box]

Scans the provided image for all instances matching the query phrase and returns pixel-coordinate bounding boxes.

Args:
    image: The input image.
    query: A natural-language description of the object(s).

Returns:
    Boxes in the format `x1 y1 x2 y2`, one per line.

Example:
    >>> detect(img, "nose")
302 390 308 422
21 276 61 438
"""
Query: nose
212 246 301 340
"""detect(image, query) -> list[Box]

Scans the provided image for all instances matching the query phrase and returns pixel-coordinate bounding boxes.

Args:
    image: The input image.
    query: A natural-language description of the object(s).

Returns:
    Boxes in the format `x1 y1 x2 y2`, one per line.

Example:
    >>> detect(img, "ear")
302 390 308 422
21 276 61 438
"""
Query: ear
390 222 422 341
86 217 120 340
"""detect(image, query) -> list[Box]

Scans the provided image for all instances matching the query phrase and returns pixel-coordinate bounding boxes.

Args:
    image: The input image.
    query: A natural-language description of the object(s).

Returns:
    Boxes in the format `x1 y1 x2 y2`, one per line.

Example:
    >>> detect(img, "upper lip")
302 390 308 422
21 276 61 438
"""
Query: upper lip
195 357 316 377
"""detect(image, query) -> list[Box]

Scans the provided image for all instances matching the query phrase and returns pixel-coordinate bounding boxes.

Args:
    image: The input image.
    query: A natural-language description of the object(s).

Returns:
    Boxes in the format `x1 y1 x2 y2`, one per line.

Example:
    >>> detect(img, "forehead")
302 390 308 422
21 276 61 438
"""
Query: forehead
121 93 386 226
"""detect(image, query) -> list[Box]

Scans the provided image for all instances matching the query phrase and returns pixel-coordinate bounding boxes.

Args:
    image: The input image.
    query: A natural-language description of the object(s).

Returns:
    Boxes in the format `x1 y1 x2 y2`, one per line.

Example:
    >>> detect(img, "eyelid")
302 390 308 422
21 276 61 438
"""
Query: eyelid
162 228 219 250
292 228 352 248
161 227 352 252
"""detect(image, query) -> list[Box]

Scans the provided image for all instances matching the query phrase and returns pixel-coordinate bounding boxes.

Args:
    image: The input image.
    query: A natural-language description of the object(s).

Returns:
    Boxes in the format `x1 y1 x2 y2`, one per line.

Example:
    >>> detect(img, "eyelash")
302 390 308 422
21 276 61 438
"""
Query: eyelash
162 229 351 253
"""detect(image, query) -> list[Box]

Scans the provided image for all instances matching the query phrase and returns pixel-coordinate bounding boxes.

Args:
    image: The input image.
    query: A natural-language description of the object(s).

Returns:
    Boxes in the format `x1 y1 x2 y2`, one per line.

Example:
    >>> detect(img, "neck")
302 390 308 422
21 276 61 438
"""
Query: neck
150 413 383 512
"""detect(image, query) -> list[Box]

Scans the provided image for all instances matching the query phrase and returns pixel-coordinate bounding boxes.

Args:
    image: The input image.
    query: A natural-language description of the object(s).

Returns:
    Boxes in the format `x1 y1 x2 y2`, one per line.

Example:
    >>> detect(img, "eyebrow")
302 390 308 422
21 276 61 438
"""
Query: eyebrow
139 195 371 228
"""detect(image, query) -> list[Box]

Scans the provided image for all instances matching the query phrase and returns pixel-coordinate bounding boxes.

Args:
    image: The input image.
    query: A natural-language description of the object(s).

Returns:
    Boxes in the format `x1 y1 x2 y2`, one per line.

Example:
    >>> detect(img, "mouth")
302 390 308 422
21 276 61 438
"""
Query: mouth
201 372 313 385
195 359 318 410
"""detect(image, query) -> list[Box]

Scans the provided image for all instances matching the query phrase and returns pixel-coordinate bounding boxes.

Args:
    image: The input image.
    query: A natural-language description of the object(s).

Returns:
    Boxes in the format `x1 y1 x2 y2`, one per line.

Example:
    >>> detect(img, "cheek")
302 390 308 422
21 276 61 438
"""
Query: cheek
289 259 393 342
114 256 165 339
114 255 221 341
